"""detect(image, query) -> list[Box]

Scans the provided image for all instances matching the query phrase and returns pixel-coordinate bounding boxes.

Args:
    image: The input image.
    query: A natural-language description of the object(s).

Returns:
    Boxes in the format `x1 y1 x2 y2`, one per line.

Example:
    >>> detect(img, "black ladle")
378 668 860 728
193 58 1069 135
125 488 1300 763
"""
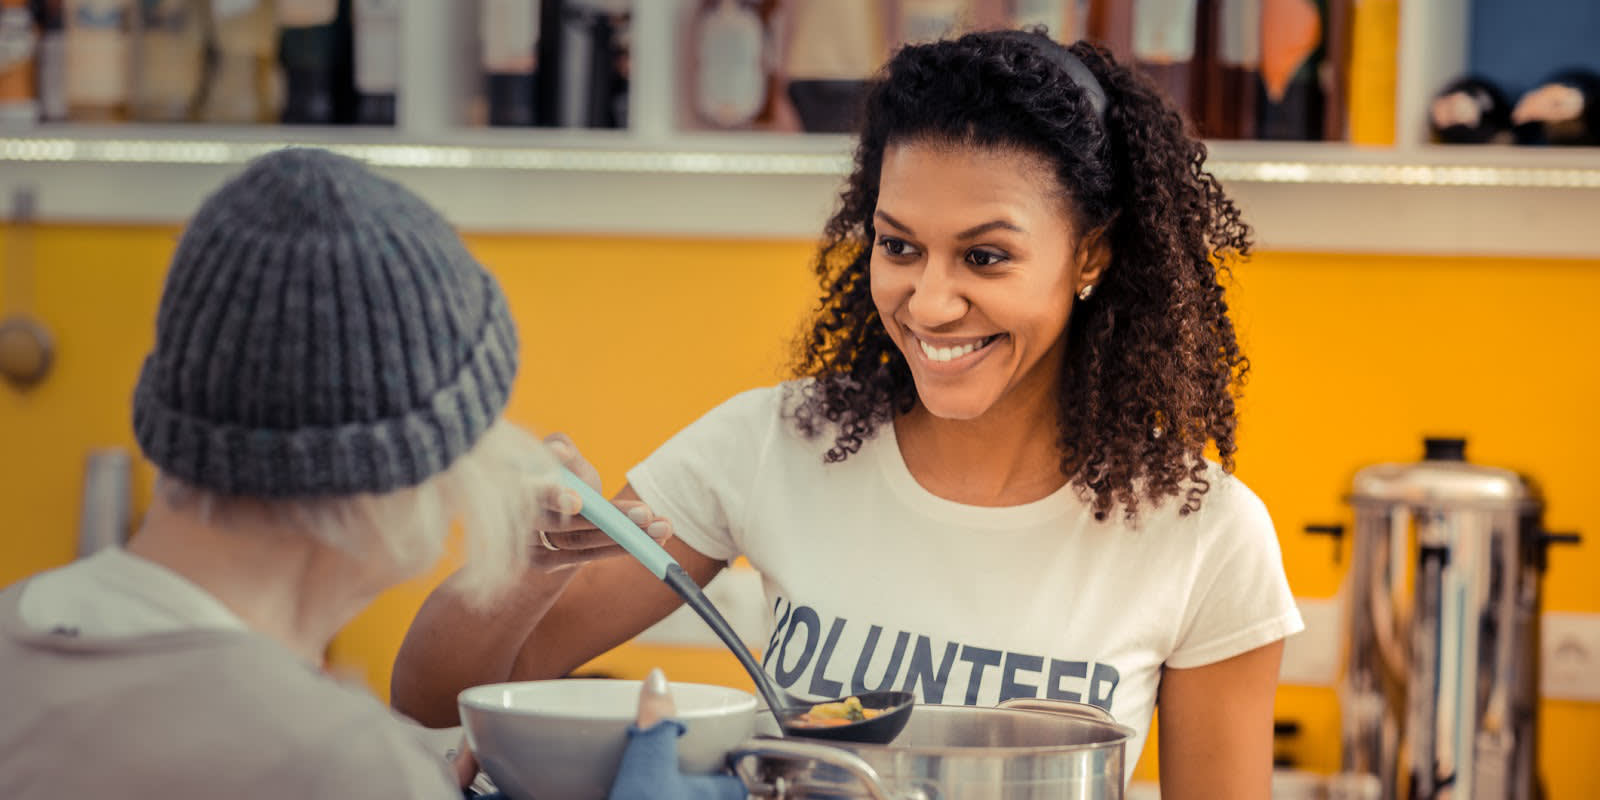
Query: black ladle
558 468 914 744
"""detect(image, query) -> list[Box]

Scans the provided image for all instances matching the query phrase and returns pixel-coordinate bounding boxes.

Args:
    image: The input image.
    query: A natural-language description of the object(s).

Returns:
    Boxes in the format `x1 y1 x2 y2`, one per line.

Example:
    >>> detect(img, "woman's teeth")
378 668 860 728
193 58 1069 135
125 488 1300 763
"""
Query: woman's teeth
918 335 996 363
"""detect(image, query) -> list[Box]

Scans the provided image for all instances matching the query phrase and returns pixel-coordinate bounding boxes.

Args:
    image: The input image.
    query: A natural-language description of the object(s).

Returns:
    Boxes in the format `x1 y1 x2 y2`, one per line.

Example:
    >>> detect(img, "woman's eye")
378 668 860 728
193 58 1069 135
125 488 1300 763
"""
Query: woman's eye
966 249 1008 267
877 237 917 258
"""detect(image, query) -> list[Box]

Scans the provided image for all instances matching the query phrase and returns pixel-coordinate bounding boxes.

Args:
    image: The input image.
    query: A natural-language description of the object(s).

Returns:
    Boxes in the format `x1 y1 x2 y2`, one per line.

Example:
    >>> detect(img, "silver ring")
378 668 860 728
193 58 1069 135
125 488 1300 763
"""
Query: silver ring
537 530 560 551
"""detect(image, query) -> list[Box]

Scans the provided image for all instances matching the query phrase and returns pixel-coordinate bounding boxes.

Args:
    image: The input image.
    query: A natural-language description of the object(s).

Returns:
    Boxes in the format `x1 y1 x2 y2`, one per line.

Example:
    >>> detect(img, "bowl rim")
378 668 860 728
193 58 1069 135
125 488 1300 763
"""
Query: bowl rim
458 678 760 721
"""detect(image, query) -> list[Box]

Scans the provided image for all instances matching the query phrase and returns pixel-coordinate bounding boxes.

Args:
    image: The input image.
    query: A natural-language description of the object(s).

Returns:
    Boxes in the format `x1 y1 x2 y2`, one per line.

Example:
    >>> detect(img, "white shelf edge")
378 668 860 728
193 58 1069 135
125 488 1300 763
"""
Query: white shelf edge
1 131 1598 258
4 129 1600 186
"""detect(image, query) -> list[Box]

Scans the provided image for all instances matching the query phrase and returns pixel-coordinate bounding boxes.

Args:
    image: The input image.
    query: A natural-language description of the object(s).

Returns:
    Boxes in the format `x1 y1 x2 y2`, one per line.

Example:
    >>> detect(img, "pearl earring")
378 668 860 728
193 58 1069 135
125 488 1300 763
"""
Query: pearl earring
1076 284 1096 301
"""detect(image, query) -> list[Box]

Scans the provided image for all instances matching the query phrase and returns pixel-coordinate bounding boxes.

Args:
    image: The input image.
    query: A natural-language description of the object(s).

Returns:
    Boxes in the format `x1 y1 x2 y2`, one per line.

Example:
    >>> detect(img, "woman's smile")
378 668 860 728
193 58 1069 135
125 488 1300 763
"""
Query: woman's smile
905 329 1006 371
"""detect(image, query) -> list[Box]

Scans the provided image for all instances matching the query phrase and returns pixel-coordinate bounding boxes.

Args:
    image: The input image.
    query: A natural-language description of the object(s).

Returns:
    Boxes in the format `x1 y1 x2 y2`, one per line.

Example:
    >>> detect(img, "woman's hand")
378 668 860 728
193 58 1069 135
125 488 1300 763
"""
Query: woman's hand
391 432 680 728
525 433 674 572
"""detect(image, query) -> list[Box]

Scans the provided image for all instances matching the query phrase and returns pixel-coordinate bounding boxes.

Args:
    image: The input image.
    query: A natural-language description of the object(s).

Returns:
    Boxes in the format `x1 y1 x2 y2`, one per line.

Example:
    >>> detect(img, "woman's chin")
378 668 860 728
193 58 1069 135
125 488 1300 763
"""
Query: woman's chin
913 388 1001 423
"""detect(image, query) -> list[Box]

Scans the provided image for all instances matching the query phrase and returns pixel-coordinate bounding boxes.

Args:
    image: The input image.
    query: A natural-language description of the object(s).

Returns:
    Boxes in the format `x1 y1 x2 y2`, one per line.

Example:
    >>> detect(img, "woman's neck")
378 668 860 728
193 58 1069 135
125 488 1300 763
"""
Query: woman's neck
895 388 1067 507
126 498 383 667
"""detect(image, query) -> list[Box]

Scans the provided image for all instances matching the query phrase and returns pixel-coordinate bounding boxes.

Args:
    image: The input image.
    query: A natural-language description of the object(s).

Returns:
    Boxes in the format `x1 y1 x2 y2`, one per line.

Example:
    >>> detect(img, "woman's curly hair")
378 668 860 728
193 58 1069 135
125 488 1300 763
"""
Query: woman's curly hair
786 30 1252 521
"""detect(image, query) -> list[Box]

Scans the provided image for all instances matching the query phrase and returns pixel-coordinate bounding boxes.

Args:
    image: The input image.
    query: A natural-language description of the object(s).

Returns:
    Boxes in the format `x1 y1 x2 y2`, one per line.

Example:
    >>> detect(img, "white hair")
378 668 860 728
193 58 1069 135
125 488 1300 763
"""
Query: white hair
156 419 556 608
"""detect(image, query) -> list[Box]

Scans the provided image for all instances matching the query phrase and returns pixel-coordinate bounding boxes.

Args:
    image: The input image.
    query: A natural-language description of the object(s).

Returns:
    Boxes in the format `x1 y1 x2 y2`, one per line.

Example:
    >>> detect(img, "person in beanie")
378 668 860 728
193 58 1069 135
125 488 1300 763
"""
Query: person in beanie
0 148 680 799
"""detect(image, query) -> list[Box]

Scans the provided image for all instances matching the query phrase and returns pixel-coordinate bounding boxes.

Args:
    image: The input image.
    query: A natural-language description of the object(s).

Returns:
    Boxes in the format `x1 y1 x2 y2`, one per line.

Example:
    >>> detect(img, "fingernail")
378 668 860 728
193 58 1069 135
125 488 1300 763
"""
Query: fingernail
647 521 670 538
636 667 676 729
626 506 652 526
548 440 573 460
559 491 582 515
644 667 669 697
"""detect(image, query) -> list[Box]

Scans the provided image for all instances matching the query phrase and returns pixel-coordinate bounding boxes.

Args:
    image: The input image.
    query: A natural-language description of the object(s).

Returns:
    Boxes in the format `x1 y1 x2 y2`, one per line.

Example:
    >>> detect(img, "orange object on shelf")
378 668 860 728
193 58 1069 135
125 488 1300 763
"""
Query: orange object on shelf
1346 0 1397 146
1259 0 1320 103
0 0 39 124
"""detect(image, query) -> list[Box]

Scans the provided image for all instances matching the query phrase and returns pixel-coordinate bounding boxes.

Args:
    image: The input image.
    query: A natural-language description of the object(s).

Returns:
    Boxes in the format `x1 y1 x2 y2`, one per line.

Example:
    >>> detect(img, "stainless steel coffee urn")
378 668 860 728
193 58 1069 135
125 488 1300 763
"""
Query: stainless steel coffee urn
1307 437 1579 800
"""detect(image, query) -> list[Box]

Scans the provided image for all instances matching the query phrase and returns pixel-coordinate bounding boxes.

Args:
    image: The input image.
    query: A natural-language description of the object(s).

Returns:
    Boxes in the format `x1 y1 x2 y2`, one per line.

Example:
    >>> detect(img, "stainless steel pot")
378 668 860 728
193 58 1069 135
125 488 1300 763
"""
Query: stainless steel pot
728 698 1134 799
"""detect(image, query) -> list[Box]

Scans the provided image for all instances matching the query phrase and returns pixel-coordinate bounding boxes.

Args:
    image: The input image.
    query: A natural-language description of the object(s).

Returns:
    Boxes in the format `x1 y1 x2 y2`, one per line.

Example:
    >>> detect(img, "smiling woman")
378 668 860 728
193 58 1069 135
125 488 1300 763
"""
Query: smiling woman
787 30 1253 522
395 29 1299 800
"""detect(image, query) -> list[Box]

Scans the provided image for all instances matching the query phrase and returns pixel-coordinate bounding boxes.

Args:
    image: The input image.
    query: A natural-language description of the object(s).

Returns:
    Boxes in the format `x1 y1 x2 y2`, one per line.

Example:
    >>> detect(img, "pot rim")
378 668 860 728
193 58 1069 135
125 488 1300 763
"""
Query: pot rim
753 703 1138 757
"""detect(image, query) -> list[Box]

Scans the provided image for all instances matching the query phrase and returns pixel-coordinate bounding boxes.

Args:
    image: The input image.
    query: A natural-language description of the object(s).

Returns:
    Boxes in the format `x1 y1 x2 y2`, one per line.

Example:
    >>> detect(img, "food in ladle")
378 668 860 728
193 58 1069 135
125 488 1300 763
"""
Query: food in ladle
788 696 886 728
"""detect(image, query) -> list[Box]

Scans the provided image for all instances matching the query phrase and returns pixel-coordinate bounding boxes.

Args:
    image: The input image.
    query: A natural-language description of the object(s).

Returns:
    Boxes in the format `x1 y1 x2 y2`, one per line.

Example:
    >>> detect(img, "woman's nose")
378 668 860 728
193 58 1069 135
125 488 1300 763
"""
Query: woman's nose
905 259 968 327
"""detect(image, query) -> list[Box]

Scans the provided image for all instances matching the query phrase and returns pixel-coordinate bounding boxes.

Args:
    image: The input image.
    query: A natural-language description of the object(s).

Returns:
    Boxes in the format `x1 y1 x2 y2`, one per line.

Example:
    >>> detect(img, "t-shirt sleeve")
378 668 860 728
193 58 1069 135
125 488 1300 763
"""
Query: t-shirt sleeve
1166 478 1305 669
626 387 781 563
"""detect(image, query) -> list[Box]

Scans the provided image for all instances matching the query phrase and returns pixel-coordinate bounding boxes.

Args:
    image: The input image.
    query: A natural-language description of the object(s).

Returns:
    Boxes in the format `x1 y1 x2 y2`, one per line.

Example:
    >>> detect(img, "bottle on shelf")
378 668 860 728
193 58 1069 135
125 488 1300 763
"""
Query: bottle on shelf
276 0 346 124
27 0 65 121
1086 0 1133 62
198 0 280 123
480 0 539 126
350 0 397 125
782 0 883 133
63 0 134 122
131 0 206 122
1256 0 1324 140
689 0 764 129
0 0 39 126
554 0 629 129
1131 0 1199 113
1314 0 1350 141
1207 0 1260 139
599 1 630 127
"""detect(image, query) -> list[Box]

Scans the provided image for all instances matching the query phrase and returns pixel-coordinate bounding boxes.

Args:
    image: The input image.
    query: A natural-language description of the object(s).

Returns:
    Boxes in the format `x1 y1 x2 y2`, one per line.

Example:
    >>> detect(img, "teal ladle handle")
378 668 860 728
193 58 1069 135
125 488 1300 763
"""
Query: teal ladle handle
553 466 795 717
557 467 676 580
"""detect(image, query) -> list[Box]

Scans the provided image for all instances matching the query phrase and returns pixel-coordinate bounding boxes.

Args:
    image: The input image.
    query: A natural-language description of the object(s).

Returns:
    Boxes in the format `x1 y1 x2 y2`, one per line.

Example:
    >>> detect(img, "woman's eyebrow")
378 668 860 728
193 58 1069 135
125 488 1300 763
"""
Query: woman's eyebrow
874 211 1026 240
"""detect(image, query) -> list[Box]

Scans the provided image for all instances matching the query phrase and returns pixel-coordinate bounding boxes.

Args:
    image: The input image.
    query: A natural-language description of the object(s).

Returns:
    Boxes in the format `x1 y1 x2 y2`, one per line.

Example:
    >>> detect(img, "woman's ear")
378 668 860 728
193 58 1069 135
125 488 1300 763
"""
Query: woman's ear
1075 223 1113 286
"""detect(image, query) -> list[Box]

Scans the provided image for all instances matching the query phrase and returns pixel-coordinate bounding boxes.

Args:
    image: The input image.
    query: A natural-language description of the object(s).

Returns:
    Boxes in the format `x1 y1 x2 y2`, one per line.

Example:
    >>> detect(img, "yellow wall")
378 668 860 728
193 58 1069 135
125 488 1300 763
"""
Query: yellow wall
2 225 1596 795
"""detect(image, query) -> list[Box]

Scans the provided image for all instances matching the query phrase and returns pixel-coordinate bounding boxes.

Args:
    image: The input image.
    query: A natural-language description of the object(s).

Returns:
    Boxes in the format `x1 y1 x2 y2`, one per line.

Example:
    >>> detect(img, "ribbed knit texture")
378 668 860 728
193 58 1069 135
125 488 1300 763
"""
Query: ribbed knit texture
132 148 519 497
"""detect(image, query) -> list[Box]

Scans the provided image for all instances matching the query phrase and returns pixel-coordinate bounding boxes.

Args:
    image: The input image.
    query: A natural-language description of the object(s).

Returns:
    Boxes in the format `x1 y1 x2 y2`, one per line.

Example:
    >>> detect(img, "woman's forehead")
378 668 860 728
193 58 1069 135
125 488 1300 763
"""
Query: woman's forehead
876 142 1070 224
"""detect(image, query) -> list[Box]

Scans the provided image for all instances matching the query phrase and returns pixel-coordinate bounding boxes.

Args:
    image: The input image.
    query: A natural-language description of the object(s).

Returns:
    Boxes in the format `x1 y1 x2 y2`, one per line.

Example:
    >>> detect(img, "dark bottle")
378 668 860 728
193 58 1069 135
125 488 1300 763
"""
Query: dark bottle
351 0 398 124
277 0 349 124
481 0 538 126
555 1 629 129
26 0 66 121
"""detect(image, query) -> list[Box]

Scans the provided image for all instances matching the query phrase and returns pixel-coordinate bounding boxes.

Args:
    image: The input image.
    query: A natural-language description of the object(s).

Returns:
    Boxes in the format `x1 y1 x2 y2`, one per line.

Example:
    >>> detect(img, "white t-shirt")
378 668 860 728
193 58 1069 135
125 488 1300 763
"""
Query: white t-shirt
18 547 248 637
628 384 1304 782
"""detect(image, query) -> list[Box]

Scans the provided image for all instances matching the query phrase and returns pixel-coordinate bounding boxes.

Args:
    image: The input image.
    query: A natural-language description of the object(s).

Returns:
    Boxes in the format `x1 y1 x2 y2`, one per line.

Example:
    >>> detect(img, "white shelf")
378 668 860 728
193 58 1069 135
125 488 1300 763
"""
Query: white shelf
3 129 1598 256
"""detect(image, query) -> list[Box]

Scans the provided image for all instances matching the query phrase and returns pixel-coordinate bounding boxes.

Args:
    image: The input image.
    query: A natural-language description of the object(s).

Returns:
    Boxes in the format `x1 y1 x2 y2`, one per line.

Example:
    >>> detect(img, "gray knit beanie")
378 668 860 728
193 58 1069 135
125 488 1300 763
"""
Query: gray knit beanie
133 147 519 498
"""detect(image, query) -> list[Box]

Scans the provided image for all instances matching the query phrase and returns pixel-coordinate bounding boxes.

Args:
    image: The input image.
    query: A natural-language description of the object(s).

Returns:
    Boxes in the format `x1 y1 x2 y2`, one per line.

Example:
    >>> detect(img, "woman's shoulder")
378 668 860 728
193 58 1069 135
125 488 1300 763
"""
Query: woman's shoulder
1194 463 1271 525
690 381 797 430
697 379 833 432
1132 461 1275 542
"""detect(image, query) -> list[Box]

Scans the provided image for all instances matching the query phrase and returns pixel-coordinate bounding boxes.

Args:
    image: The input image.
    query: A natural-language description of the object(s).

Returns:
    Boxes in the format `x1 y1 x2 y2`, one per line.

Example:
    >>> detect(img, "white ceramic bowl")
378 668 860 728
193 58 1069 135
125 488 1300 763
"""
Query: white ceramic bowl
458 679 758 800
